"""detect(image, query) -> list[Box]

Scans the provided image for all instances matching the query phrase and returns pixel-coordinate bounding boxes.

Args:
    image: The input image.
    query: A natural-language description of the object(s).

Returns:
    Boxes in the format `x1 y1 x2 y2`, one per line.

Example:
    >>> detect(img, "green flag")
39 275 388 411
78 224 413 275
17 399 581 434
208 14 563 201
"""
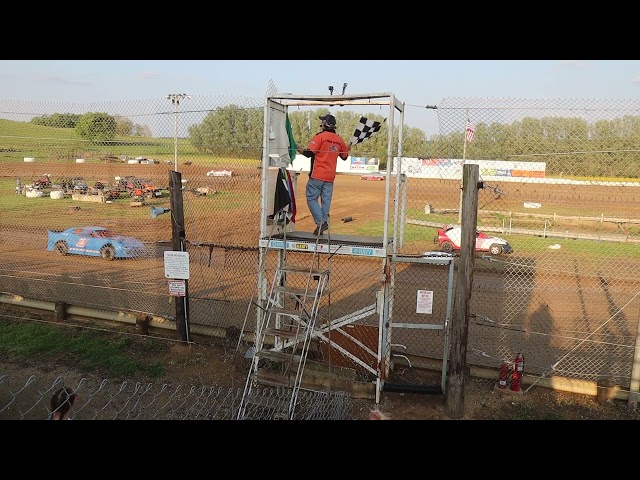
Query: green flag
285 113 297 164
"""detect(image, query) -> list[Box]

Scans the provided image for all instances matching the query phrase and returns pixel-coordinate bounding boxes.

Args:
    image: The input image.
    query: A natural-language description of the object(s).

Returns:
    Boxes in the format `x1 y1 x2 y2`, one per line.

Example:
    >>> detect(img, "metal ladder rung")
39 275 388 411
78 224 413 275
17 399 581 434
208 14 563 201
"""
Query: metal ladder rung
255 370 296 388
280 265 329 275
274 285 320 297
264 327 303 339
258 350 302 363
267 307 306 318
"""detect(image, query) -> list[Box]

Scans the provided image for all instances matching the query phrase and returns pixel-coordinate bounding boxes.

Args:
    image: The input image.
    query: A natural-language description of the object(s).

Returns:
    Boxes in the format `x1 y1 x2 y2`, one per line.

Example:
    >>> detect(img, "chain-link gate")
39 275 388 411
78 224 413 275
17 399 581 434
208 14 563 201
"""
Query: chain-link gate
381 254 455 399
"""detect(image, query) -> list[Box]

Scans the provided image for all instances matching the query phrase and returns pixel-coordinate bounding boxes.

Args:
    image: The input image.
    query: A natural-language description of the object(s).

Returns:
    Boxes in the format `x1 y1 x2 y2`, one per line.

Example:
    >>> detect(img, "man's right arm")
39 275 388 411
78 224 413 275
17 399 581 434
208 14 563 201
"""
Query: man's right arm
340 140 351 160
297 133 320 158
297 147 314 158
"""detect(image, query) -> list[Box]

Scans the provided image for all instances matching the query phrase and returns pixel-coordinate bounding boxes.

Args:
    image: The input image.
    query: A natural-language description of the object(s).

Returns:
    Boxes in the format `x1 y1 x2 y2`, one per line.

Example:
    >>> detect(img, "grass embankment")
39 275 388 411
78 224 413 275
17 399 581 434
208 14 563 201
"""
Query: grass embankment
0 117 258 167
0 316 167 378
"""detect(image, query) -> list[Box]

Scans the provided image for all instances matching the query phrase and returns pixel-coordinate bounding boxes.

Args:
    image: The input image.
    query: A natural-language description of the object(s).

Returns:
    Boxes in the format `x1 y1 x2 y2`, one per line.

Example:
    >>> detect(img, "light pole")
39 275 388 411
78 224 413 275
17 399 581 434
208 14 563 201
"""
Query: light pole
167 93 191 172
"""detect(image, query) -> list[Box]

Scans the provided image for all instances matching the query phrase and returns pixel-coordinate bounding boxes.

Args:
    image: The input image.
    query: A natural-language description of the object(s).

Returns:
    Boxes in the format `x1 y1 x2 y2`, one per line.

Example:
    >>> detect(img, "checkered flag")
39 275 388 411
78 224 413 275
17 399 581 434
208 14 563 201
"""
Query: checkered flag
349 117 385 145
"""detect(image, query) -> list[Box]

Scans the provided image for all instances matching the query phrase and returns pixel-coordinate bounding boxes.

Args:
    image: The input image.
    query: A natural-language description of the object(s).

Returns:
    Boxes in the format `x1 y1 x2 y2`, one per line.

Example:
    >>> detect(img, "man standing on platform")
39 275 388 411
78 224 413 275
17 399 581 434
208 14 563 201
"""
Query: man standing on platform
297 114 350 236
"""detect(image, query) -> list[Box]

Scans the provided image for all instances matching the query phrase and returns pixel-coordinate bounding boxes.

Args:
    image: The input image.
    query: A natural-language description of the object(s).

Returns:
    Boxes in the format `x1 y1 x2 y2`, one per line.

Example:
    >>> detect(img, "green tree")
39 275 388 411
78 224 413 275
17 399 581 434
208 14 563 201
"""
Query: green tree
75 112 117 144
189 105 262 158
398 126 432 159
135 124 152 137
114 116 134 136
31 113 80 128
183 104 640 179
289 110 393 164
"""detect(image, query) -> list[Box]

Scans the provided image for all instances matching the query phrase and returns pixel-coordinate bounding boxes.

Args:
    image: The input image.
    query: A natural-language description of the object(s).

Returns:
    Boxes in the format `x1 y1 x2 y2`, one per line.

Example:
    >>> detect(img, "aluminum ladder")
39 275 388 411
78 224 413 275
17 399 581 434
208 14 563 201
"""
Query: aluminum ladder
237 222 330 419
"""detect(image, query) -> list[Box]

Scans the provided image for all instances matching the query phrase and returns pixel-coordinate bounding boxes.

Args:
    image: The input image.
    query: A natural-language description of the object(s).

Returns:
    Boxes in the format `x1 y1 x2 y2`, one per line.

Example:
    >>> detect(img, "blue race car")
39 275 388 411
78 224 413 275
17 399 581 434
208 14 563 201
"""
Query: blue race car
47 226 146 260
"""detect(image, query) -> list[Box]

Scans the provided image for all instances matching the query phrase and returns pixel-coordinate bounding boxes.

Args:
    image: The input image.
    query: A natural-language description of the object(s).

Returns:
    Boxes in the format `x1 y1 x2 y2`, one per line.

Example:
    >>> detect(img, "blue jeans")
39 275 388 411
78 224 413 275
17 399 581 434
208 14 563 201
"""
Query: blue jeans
306 177 334 226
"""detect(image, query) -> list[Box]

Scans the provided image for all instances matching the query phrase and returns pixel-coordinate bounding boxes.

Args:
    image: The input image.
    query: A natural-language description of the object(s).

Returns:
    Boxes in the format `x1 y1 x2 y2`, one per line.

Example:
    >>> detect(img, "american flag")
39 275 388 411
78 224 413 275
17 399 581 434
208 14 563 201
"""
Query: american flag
465 120 476 143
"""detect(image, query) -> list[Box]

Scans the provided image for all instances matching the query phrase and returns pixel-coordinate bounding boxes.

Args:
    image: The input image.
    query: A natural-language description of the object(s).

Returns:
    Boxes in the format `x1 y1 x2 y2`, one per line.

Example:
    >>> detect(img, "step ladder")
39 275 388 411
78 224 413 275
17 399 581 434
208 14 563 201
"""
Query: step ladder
237 218 331 420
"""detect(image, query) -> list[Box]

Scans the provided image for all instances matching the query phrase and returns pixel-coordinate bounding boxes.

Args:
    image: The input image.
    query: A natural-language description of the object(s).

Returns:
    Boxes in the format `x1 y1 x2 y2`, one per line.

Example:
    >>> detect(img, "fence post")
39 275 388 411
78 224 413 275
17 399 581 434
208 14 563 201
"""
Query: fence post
55 301 67 322
629 314 640 409
169 171 190 343
446 163 479 419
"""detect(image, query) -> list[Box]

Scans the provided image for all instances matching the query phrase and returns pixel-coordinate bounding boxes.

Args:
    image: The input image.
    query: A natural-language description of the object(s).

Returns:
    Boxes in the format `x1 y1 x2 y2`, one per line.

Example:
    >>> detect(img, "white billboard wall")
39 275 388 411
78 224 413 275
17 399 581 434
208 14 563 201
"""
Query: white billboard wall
391 158 546 180
286 156 546 181
288 155 379 174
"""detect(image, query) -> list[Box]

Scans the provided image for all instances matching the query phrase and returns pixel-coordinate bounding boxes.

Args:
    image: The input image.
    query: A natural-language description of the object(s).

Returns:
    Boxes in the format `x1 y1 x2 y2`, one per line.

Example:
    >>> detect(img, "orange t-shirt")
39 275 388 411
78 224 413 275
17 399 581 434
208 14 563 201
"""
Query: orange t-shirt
306 130 349 182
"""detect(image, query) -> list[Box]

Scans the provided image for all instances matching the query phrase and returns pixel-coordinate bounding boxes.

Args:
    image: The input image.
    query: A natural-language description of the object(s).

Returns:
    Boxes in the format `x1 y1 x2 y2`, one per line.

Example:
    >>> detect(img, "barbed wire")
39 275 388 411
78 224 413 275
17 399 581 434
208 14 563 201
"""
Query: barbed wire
0 373 355 420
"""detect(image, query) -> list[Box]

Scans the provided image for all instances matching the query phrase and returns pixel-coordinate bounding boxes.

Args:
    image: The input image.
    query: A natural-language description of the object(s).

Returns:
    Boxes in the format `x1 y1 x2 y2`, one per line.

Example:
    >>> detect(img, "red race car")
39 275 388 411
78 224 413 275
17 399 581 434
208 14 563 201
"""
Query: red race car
360 172 385 181
434 225 513 255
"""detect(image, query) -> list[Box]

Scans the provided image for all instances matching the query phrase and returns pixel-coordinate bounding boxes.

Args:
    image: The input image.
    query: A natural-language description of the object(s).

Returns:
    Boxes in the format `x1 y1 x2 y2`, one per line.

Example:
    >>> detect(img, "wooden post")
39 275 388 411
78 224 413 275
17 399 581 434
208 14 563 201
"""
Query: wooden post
629 313 640 409
55 301 67 322
446 164 480 419
169 170 190 343
135 313 150 335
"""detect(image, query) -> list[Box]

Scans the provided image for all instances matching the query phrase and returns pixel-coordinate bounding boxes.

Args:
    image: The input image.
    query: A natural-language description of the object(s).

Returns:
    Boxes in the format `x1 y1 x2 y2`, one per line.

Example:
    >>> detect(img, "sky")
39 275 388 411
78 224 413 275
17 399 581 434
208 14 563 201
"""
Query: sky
1 60 640 137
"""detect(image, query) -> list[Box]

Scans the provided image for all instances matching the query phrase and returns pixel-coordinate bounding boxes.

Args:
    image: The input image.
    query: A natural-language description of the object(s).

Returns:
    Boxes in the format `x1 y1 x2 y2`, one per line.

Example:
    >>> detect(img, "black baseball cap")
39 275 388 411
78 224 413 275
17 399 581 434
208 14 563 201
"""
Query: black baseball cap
319 114 336 127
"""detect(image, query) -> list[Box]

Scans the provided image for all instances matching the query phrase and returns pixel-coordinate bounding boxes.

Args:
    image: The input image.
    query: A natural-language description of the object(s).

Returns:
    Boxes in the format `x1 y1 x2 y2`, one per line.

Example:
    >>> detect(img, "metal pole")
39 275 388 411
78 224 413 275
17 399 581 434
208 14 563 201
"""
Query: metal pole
459 110 469 224
167 93 190 173
173 101 178 172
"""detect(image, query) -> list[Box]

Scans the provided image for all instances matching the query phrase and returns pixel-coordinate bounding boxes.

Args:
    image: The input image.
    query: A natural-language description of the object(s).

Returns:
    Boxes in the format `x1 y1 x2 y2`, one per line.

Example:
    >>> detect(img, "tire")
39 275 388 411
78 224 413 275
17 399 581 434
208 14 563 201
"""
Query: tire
54 241 68 256
101 245 116 261
440 241 454 253
489 244 503 255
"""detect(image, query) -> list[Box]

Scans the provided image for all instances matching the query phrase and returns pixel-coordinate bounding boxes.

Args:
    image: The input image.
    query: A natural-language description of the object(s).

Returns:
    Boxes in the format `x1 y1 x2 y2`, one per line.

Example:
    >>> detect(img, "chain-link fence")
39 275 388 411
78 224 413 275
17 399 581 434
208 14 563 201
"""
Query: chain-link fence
0 94 638 407
0 373 354 420
390 97 640 400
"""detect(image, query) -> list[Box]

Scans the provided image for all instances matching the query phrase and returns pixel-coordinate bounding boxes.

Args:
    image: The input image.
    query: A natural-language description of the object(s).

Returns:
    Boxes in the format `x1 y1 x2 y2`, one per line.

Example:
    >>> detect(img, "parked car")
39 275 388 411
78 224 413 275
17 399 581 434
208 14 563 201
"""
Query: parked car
60 177 88 193
206 169 233 177
47 226 146 260
115 176 163 198
89 182 122 200
434 225 513 255
32 175 52 189
360 172 385 181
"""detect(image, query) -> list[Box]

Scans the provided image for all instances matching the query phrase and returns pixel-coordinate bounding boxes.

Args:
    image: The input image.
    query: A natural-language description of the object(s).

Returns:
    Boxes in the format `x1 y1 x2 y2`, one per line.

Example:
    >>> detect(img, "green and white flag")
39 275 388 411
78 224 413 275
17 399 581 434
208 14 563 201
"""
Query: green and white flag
285 113 297 164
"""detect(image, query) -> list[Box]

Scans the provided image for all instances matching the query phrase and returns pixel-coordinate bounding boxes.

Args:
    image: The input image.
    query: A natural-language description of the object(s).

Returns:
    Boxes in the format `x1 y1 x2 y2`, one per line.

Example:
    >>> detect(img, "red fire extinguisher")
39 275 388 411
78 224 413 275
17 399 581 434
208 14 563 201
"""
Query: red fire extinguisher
511 353 525 392
498 363 509 389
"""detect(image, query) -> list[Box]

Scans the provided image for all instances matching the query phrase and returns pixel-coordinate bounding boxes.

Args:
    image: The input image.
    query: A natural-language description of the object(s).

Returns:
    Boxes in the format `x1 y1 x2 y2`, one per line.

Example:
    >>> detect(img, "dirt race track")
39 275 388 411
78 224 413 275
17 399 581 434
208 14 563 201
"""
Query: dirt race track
3 160 640 324
2 161 640 420
5 160 640 241
3 160 640 340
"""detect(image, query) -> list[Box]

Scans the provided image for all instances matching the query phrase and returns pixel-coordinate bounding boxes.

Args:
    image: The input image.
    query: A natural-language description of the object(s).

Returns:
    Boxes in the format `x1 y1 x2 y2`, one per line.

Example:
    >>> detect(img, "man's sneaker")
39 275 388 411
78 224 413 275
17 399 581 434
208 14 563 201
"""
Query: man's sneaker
313 222 329 236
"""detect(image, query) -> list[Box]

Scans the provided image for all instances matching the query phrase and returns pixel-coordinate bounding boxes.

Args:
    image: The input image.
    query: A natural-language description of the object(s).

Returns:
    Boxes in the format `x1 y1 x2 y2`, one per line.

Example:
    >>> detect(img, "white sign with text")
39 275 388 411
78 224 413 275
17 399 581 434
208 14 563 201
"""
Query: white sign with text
416 290 434 314
164 251 190 279
168 279 186 296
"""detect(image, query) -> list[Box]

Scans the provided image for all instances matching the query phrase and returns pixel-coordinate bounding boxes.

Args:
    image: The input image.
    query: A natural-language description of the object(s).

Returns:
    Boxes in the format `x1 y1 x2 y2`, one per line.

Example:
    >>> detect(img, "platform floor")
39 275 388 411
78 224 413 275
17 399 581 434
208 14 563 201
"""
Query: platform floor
266 231 388 248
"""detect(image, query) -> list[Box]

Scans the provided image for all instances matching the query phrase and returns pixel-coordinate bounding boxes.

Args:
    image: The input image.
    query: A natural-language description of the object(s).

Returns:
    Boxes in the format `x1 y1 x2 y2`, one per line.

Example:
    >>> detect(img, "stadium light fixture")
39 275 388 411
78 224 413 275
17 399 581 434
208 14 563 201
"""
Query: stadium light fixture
166 93 191 172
